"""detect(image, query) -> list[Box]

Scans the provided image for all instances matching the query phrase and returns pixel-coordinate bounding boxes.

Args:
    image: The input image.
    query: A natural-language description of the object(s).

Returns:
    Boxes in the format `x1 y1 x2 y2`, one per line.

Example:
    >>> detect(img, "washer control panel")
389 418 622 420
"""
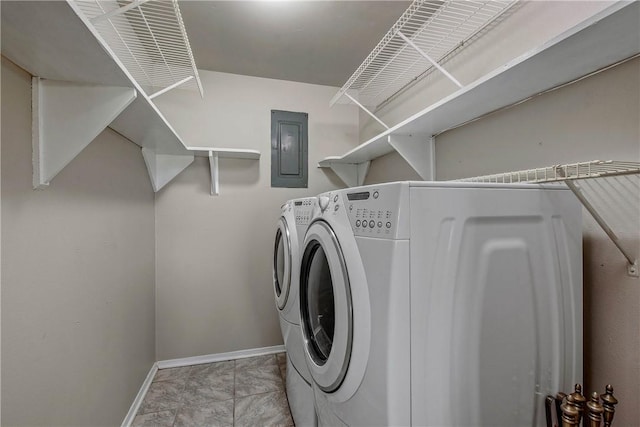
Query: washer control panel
294 198 315 226
344 187 402 238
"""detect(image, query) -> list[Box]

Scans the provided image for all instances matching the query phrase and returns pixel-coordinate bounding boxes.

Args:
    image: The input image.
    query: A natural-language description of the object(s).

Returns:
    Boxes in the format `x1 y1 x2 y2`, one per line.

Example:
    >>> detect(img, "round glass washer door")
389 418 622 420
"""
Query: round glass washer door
273 217 292 310
300 220 352 392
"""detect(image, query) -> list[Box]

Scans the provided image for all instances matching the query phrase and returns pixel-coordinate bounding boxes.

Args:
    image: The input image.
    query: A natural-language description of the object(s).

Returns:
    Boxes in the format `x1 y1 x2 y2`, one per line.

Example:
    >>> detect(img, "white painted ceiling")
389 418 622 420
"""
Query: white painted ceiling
179 1 411 87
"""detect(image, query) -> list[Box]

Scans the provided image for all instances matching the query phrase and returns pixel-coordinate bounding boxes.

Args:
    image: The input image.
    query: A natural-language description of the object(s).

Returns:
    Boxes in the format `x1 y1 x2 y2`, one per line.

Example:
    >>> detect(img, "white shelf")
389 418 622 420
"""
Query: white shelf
454 160 640 277
331 0 517 109
1 1 193 190
1 1 260 194
2 0 190 155
186 148 261 196
321 1 640 179
188 148 261 160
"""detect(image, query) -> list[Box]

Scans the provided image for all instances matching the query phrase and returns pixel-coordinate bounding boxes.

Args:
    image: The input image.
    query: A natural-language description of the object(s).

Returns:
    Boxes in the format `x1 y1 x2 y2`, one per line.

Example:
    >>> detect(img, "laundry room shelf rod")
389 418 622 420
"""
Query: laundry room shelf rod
71 0 203 98
455 160 640 277
330 0 517 111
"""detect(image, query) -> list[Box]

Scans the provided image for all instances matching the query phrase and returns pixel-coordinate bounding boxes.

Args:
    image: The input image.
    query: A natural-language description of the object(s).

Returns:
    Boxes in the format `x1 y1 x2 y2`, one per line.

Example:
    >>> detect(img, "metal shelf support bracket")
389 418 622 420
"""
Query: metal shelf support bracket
208 151 219 196
388 134 435 180
183 148 260 196
32 77 137 189
90 0 152 23
149 76 194 100
397 31 463 88
344 93 389 130
326 161 371 188
141 147 193 192
628 261 639 278
564 180 638 277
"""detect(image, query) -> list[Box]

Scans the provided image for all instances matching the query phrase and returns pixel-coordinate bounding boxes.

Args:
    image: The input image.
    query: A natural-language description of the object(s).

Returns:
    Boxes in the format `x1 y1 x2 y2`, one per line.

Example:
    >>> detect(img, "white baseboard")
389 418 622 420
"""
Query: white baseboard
121 362 158 427
157 344 286 369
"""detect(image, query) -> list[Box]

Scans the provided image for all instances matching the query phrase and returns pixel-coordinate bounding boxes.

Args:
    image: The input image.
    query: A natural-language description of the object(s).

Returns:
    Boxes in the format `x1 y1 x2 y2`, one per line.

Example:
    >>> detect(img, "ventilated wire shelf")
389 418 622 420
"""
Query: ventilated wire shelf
578 174 640 234
454 160 640 275
331 0 516 109
453 160 640 183
73 0 203 98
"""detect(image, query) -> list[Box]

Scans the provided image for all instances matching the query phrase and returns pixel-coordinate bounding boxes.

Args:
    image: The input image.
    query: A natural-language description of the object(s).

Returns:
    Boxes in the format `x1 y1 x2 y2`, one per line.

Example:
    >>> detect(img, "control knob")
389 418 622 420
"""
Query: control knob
319 196 330 212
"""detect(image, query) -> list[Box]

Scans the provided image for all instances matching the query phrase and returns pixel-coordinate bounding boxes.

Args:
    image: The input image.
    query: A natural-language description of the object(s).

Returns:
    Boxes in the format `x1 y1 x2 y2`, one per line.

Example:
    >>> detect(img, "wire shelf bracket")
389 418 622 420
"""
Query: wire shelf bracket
396 31 463 88
345 92 389 130
141 147 193 192
186 147 261 196
388 135 435 180
89 0 152 23
322 161 371 188
455 160 640 277
31 77 137 189
209 151 219 196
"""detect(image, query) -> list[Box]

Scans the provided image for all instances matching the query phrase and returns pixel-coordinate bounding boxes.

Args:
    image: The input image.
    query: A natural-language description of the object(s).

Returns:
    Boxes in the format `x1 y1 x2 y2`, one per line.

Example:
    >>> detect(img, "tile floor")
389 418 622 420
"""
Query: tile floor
133 353 293 427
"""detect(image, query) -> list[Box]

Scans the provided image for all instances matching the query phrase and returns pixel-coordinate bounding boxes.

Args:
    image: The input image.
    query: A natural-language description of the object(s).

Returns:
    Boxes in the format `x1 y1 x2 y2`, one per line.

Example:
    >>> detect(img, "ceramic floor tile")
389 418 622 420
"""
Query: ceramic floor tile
138 379 185 415
235 364 284 397
235 354 277 371
189 360 235 378
182 371 235 405
276 353 287 381
153 366 191 383
137 355 293 425
131 410 176 427
174 400 234 427
234 390 294 427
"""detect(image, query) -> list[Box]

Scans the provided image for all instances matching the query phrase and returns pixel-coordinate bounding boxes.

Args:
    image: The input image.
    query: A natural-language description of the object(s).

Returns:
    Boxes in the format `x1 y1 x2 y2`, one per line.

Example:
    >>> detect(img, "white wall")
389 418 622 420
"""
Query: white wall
361 3 639 422
153 70 358 360
1 58 157 426
0 3 3 419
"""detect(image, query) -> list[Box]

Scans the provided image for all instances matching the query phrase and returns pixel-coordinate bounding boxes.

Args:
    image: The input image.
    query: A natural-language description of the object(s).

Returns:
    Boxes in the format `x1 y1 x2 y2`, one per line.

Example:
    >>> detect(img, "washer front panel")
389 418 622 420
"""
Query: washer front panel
273 217 292 310
300 220 352 392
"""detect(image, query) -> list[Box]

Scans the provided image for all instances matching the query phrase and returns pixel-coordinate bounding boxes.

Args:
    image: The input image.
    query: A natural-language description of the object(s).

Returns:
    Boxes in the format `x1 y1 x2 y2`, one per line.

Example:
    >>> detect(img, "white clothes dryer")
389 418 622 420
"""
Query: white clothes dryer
273 197 317 427
274 197 316 326
299 182 583 426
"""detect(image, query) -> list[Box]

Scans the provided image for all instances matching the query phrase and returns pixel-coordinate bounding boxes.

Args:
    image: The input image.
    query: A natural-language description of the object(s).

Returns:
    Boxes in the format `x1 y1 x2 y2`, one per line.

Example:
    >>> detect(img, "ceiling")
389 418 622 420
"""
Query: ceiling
179 1 411 87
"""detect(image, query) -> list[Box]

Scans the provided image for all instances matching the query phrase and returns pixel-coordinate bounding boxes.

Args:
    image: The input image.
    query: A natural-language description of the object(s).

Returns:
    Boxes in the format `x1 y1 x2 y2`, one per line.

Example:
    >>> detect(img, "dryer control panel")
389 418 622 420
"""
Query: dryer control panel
342 184 406 239
294 198 315 226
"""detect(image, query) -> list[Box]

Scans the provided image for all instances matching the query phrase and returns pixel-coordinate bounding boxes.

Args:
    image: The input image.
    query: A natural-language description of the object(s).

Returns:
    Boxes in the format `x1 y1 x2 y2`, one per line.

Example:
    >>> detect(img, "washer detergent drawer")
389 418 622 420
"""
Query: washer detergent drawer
409 186 582 426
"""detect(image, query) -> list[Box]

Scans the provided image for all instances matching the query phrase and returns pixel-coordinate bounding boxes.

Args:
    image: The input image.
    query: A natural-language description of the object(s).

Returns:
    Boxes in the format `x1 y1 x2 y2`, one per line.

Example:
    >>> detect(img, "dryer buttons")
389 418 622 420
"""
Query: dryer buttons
333 195 339 203
369 220 375 228
377 222 382 228
356 220 361 227
373 191 379 199
362 221 368 228
386 222 392 228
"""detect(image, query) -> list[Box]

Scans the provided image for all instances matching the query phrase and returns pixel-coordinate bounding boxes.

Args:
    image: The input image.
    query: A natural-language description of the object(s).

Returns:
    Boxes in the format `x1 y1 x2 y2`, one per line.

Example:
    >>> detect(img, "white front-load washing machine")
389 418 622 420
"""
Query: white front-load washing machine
299 182 583 426
273 197 317 426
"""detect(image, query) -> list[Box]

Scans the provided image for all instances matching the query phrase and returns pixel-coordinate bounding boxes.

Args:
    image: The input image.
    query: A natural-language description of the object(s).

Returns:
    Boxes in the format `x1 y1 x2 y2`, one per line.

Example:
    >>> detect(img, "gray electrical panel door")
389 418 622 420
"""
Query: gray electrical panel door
271 110 308 188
